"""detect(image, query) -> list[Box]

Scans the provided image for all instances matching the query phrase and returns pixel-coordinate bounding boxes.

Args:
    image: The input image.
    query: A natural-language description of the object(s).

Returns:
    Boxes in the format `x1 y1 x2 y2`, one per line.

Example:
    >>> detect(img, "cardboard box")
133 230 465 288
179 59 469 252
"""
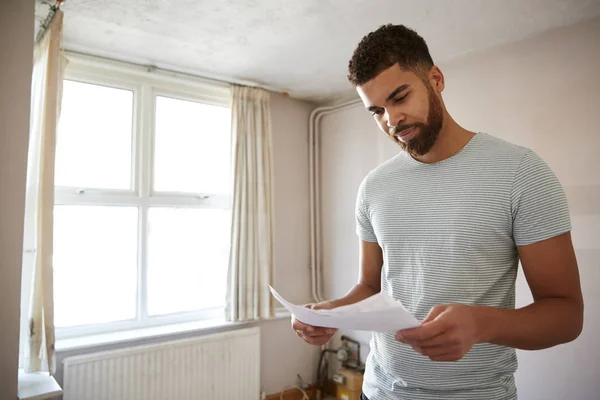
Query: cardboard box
335 368 363 400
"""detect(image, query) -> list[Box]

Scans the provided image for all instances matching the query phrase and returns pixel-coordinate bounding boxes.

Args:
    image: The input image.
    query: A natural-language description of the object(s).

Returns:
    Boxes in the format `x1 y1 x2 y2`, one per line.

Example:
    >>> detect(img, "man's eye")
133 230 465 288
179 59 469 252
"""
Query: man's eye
393 94 408 104
371 109 383 116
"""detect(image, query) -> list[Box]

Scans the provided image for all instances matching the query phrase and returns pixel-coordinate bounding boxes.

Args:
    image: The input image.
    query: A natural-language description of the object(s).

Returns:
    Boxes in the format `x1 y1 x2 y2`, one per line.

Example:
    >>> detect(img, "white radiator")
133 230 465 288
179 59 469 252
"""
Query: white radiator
63 327 261 400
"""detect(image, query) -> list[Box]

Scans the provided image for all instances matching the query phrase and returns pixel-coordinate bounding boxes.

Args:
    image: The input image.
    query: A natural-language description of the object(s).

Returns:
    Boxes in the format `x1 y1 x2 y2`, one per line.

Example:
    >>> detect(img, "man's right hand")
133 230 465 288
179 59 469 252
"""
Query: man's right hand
292 240 383 345
292 301 338 346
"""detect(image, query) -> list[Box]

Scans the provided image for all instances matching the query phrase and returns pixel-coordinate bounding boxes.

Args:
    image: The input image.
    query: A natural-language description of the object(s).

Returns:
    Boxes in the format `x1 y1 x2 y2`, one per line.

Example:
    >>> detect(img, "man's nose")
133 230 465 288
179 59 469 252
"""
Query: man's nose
385 110 404 128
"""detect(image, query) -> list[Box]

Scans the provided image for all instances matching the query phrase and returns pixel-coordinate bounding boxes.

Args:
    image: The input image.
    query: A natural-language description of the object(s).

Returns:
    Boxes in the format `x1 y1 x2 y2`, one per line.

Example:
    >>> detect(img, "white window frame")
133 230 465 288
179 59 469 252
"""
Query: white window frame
54 53 233 339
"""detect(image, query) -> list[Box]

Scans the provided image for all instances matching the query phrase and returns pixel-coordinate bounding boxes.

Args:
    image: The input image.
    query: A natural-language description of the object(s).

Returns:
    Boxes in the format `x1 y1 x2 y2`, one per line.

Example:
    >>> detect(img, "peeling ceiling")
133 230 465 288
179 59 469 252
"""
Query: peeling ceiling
36 0 600 102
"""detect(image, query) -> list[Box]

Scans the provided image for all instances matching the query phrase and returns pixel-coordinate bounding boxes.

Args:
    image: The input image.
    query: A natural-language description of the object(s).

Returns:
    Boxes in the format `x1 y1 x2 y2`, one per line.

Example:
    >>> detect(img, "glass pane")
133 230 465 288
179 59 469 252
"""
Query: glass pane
53 205 138 327
154 96 231 194
147 207 230 316
56 80 134 190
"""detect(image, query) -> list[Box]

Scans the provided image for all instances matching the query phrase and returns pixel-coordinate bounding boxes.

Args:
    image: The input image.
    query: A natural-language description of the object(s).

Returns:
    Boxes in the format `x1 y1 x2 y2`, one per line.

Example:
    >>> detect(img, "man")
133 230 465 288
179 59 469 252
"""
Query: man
292 24 583 399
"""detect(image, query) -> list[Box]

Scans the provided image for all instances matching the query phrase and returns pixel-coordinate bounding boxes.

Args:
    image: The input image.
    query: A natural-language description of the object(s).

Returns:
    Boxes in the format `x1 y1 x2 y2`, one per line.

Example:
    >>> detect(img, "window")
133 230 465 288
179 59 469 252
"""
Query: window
53 57 232 338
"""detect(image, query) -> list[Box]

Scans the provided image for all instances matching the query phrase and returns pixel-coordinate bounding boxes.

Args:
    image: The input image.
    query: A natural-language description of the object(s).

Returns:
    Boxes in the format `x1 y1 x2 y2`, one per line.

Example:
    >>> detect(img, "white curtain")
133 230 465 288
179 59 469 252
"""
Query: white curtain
21 10 65 374
226 85 275 322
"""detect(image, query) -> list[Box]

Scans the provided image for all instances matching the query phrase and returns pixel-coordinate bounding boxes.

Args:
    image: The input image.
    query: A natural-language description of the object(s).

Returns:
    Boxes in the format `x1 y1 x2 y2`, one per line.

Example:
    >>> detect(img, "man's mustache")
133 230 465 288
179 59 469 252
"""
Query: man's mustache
391 123 421 136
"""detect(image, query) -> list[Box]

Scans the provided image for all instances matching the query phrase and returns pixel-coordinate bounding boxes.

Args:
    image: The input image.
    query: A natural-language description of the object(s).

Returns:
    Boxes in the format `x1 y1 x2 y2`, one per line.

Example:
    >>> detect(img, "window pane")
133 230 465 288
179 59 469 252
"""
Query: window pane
147 207 230 316
154 96 231 194
56 80 134 190
54 205 138 327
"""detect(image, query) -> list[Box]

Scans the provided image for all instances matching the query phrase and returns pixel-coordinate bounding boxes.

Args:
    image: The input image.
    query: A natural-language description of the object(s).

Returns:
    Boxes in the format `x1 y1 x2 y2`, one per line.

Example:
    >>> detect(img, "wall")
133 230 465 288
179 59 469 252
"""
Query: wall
0 0 34 398
54 93 319 396
319 17 600 399
264 93 321 393
271 94 314 306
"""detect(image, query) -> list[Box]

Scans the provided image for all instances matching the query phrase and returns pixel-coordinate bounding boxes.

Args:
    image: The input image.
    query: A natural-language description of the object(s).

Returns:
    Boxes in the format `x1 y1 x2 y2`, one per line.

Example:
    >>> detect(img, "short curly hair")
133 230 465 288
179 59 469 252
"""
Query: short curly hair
348 24 434 86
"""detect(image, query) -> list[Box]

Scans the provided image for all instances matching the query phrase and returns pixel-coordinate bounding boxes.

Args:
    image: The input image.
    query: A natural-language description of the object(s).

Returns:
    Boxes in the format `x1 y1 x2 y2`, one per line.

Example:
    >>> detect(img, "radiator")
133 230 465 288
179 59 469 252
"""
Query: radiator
63 327 261 400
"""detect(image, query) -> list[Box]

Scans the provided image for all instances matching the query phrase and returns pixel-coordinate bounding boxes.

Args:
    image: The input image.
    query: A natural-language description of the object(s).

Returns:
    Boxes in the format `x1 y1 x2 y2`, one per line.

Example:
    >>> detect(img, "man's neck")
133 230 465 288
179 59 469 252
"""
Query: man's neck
412 118 475 164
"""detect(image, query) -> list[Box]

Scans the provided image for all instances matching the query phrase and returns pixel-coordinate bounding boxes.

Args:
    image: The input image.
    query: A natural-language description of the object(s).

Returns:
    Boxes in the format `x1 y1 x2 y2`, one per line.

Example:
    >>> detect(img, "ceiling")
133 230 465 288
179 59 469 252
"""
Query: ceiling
36 0 600 103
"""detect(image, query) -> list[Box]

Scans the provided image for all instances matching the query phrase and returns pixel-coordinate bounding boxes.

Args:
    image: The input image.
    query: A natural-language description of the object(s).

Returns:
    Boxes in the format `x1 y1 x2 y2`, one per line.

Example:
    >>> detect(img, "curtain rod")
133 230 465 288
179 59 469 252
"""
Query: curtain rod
33 0 290 97
36 0 65 43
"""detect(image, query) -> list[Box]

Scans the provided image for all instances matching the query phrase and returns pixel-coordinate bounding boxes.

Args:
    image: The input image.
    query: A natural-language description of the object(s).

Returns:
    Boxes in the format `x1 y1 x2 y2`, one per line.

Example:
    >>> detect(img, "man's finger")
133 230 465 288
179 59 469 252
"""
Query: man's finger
301 328 336 337
417 343 460 358
429 352 461 362
397 319 447 342
408 331 457 348
293 322 334 336
292 316 335 331
292 319 313 331
311 301 335 311
292 317 319 332
306 336 334 346
421 305 447 324
296 330 335 344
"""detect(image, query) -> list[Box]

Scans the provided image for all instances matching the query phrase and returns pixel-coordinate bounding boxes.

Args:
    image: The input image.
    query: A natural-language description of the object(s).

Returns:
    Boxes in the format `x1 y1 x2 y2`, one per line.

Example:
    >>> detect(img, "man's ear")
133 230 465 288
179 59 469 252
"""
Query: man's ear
428 66 445 93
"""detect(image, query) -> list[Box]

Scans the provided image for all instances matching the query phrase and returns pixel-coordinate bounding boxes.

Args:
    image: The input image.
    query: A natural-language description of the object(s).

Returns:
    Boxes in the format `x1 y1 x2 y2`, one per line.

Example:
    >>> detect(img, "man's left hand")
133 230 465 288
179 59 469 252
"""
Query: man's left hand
396 304 485 362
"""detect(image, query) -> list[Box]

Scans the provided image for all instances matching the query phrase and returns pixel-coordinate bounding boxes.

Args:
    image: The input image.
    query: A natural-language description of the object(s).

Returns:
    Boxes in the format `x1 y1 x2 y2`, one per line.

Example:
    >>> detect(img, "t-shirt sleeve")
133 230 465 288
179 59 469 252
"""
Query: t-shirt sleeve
356 176 378 243
511 150 571 246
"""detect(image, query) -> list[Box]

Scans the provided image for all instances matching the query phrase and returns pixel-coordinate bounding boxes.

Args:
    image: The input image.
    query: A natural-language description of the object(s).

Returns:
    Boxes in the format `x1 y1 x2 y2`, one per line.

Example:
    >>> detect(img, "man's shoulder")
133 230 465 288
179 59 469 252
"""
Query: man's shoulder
361 153 405 186
476 132 532 162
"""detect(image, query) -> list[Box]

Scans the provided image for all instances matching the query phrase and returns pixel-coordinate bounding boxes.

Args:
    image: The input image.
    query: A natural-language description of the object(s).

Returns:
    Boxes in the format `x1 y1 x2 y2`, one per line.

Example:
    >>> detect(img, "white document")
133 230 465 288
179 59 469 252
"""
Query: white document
270 286 420 333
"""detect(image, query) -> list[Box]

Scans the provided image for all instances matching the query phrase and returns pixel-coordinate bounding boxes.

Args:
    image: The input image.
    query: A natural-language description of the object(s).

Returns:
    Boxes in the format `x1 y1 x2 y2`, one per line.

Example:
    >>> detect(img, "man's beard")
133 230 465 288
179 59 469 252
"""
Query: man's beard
390 85 444 157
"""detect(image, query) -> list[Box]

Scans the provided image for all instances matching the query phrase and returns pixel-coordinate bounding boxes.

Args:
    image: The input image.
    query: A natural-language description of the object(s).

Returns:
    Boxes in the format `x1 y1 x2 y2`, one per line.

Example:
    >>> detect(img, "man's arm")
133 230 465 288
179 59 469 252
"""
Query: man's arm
328 239 383 307
479 231 583 349
398 232 583 361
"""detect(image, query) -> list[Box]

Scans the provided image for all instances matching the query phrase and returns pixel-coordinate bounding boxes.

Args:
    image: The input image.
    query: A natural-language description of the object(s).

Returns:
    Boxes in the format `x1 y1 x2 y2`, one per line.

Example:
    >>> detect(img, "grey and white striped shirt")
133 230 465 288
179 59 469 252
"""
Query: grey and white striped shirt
357 133 571 400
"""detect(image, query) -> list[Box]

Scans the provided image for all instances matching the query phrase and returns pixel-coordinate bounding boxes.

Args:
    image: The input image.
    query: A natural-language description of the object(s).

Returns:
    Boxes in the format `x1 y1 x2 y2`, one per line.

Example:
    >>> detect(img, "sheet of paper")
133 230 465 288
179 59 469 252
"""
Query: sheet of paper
269 286 420 333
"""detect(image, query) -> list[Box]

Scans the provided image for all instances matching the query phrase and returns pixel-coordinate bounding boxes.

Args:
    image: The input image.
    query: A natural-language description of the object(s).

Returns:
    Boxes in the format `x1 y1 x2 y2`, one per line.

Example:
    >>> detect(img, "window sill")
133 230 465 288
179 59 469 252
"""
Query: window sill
55 308 291 352
18 370 62 400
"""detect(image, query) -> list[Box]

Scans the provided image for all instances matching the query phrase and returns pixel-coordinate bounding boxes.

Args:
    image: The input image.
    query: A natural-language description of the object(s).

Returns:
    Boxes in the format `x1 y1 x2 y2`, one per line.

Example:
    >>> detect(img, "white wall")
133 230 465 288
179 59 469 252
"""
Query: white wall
54 93 319 396
271 94 314 306
0 1 34 398
319 17 600 399
263 93 321 393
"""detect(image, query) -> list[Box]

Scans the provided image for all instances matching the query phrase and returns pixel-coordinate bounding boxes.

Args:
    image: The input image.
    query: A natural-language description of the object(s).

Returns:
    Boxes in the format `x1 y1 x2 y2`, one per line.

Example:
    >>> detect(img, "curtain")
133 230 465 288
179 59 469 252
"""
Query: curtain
21 10 65 374
226 85 275 322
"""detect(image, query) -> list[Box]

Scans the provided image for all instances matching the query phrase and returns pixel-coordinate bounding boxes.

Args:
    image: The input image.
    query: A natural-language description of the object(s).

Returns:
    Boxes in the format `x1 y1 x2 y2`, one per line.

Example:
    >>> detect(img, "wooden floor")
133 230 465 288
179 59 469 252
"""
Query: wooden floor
266 381 337 400
265 385 317 400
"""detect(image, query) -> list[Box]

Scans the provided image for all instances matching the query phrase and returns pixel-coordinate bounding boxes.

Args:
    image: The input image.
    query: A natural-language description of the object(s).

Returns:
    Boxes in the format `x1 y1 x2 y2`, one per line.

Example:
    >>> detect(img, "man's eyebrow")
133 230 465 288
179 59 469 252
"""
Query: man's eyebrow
366 84 410 112
386 84 410 102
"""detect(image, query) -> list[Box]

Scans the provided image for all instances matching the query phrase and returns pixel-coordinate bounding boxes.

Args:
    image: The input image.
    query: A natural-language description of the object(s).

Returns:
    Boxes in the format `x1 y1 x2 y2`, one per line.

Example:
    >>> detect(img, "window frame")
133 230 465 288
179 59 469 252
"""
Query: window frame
53 53 233 339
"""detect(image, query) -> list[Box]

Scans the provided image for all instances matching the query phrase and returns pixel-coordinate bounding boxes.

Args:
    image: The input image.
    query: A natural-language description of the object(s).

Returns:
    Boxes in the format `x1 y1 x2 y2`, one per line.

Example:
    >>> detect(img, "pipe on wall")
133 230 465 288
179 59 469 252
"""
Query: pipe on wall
308 99 362 303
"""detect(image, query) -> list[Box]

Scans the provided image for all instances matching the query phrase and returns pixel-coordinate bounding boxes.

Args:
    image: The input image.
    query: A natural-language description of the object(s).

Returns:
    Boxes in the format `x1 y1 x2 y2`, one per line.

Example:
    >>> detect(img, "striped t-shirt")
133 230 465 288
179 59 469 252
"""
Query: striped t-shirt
357 133 571 400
